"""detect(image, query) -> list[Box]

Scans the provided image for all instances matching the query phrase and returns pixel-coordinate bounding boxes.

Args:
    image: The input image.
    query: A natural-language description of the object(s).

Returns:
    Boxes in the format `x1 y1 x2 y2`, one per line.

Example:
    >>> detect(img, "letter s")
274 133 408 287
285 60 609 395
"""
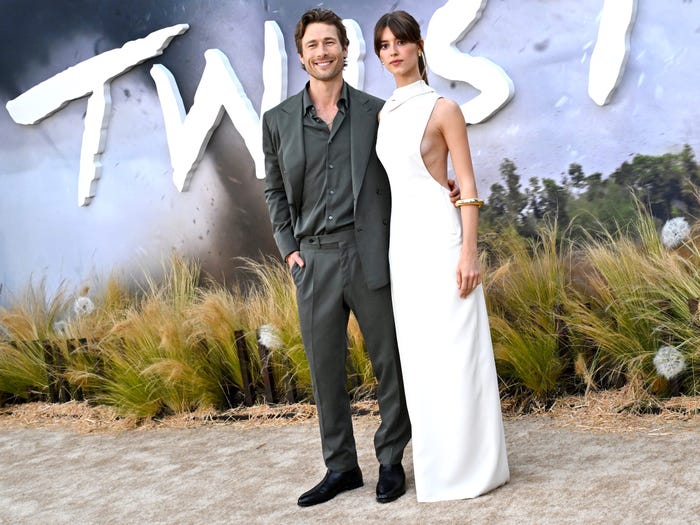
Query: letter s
425 0 514 124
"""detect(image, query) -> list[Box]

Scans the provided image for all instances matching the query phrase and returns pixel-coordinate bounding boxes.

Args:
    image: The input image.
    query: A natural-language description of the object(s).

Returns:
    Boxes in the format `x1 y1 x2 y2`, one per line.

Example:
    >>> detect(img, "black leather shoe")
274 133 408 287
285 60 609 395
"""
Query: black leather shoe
376 463 406 503
297 467 364 507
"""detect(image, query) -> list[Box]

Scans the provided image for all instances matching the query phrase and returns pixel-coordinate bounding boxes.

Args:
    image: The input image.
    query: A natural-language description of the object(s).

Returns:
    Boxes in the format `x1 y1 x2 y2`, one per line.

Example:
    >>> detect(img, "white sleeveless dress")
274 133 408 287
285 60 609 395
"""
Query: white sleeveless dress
376 80 509 502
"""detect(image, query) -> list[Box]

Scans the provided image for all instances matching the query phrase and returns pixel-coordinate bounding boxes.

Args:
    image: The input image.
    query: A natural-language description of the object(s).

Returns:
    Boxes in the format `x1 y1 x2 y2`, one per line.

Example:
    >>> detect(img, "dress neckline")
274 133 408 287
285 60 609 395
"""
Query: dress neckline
384 80 436 112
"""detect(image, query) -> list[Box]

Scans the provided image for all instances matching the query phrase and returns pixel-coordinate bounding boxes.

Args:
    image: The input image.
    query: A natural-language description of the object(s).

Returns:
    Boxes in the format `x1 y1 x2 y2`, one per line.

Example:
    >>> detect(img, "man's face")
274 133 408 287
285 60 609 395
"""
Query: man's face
298 22 347 82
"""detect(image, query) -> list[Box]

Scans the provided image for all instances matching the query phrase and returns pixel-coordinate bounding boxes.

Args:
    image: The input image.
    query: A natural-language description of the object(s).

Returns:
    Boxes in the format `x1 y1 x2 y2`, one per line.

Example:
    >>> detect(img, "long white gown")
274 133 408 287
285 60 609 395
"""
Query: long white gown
376 80 509 502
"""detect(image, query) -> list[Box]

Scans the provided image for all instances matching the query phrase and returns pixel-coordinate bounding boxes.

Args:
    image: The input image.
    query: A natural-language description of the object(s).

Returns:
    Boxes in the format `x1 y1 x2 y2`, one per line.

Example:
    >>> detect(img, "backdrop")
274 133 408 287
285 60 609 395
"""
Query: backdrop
1 0 698 304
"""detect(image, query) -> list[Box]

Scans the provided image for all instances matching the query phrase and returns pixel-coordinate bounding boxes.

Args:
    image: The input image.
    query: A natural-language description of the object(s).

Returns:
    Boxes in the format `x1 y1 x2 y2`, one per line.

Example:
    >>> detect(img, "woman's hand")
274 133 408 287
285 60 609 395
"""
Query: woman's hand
456 251 480 298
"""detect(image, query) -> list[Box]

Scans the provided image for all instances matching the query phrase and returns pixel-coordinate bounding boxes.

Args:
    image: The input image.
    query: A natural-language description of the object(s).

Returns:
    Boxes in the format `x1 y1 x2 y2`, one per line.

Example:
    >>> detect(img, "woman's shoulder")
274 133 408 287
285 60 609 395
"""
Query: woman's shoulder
432 96 466 126
433 95 461 113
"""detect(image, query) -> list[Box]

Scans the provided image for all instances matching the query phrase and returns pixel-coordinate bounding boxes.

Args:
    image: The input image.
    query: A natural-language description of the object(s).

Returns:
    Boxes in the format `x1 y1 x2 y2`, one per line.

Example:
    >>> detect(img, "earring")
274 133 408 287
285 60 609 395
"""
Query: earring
418 51 422 57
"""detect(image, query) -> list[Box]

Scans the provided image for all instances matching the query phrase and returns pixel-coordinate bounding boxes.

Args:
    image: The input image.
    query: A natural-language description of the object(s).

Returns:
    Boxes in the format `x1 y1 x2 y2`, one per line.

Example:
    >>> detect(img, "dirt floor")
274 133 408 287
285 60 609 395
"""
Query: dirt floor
0 394 698 524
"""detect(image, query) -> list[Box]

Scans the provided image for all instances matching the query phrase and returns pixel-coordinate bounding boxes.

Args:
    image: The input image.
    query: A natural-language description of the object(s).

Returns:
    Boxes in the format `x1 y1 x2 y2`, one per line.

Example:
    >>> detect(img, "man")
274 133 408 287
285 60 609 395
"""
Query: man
262 8 411 507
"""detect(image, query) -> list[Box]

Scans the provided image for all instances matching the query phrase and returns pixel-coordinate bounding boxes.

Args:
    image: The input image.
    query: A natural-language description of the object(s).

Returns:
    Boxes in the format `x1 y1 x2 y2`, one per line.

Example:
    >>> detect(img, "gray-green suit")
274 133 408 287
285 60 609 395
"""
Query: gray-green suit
263 83 411 471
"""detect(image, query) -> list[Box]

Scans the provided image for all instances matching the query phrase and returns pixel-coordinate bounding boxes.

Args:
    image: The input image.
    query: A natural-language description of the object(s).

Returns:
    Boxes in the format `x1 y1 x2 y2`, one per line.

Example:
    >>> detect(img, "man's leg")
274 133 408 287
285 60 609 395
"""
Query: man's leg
295 246 358 471
341 243 411 466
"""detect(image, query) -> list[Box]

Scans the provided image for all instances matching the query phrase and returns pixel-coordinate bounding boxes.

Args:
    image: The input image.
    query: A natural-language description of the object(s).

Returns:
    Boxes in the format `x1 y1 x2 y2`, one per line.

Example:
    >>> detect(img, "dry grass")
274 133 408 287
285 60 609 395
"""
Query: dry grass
506 388 700 434
0 401 133 432
1 394 696 435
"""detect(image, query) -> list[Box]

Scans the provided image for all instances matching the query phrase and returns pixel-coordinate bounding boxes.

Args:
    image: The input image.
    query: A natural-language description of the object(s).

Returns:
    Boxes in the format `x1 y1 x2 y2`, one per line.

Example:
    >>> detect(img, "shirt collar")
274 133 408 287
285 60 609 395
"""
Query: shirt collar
303 81 349 116
384 79 435 112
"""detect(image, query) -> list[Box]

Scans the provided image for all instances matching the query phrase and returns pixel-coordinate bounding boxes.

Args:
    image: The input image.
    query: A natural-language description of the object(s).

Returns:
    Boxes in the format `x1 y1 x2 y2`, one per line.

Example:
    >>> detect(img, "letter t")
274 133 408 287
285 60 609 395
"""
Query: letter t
6 24 189 206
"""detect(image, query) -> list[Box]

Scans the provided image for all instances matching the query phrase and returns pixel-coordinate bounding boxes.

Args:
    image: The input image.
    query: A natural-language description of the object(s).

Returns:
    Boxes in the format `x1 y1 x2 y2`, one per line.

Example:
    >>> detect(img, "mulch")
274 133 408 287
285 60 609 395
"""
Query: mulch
0 390 698 434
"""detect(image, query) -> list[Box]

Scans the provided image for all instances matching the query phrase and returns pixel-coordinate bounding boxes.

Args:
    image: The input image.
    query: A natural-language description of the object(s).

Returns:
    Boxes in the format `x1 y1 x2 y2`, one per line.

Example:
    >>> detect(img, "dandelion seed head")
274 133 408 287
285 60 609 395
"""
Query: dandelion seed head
653 345 686 379
660 217 690 249
53 320 69 336
258 324 283 350
73 296 95 316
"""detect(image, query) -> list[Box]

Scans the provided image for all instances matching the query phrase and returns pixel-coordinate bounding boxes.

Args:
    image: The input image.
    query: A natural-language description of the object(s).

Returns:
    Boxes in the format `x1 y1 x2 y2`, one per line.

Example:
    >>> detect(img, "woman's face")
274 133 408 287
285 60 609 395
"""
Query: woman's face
377 27 420 82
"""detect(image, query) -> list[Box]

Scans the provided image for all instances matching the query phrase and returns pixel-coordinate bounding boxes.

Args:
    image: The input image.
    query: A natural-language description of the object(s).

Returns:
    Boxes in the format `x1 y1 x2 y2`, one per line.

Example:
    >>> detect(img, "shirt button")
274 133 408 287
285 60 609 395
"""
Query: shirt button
329 164 334 169
328 215 334 221
329 190 335 195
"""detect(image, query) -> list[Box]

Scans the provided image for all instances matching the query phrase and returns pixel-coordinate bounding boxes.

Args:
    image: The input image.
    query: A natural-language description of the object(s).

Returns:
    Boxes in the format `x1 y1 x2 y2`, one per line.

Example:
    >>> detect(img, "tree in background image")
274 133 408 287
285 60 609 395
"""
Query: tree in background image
481 145 699 241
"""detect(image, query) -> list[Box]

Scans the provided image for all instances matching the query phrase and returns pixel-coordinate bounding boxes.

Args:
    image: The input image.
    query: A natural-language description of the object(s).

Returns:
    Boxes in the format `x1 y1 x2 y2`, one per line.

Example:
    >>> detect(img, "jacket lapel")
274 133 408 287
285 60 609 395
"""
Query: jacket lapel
277 92 305 205
348 86 376 200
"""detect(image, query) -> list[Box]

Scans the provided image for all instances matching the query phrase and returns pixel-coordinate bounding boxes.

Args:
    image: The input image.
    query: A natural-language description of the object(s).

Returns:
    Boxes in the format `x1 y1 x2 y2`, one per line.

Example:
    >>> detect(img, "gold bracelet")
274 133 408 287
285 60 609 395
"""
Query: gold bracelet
454 198 484 208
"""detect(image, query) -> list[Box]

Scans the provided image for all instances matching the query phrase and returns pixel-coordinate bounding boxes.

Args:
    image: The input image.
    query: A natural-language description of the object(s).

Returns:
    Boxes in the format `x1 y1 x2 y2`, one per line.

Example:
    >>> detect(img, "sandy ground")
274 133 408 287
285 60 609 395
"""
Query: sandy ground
0 407 698 525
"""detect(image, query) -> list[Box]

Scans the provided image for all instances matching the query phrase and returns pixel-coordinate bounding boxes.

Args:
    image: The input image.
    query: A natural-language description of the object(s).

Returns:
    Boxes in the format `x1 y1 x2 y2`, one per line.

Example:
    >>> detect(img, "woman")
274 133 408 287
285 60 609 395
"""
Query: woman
374 11 509 502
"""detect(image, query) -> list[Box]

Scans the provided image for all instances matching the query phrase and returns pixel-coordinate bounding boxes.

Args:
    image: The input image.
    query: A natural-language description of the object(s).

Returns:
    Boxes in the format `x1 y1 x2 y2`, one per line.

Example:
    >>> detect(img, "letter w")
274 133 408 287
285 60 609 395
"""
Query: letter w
151 20 286 190
151 50 261 190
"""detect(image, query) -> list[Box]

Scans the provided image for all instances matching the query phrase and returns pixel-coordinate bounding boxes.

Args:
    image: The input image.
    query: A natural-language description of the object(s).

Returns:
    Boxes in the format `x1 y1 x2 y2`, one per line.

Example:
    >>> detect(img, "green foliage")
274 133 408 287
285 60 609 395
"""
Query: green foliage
188 286 248 399
236 257 311 400
484 225 566 399
479 148 700 400
0 277 67 342
561 213 700 395
0 279 68 400
3 147 700 414
97 283 220 418
481 145 700 241
0 340 48 399
481 159 530 236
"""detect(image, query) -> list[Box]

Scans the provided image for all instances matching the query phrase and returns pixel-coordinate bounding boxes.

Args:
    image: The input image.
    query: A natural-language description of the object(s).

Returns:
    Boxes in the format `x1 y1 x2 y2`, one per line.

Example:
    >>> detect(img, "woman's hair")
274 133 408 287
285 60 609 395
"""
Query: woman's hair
294 8 349 56
373 10 428 84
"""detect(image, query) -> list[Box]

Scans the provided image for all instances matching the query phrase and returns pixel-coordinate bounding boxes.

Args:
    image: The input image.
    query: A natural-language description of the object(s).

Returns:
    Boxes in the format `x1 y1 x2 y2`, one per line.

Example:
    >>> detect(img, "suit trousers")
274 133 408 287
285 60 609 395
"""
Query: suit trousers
293 229 411 472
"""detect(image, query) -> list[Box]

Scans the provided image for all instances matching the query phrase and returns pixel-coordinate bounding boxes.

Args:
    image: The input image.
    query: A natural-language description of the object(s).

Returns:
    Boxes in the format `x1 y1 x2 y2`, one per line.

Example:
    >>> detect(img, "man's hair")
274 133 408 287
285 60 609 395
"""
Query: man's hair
294 8 349 55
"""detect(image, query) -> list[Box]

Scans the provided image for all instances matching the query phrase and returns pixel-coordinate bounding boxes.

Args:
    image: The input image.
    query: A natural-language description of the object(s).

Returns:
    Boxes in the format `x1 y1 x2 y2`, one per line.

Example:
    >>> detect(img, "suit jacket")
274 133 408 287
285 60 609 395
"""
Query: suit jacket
262 83 392 290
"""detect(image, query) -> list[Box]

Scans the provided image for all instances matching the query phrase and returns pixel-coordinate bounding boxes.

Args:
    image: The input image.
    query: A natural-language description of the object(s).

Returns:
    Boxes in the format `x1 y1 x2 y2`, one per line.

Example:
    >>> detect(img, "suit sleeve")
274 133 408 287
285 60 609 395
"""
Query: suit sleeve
262 111 299 259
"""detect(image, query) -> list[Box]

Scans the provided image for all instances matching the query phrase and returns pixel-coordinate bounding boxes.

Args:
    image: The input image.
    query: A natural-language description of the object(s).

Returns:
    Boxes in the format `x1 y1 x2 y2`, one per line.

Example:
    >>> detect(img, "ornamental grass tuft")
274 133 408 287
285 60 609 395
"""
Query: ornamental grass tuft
2 211 700 415
562 212 700 396
483 224 566 400
236 257 311 400
0 278 66 399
